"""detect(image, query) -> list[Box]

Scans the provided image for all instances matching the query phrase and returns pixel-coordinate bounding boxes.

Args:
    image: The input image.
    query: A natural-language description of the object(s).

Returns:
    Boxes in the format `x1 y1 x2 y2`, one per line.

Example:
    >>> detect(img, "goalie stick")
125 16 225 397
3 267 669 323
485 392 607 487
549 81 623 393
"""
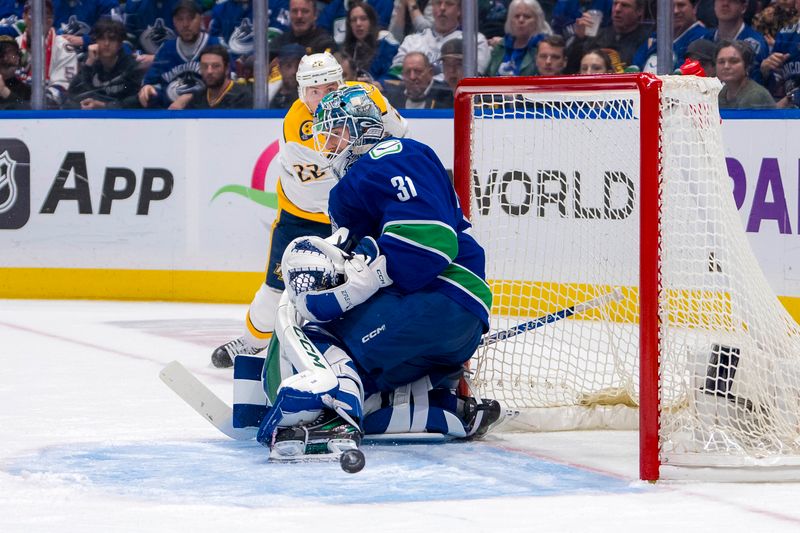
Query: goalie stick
159 361 256 441
480 288 625 346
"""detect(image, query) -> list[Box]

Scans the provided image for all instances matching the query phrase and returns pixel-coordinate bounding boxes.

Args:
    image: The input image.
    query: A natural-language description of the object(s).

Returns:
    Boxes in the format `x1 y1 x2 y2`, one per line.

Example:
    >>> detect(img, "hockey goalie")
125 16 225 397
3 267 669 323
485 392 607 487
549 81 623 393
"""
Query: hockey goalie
231 86 509 468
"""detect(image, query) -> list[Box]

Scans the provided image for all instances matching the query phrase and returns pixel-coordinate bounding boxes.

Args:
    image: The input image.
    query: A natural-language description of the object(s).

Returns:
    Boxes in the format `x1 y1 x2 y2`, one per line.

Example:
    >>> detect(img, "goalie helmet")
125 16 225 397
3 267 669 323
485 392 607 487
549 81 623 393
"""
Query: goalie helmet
312 86 385 179
296 51 344 111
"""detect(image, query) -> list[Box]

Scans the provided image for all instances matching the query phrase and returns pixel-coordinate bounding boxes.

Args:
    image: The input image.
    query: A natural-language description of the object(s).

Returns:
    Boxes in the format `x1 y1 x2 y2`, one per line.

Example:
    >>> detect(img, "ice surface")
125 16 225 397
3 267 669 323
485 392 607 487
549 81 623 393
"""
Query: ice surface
1 300 799 532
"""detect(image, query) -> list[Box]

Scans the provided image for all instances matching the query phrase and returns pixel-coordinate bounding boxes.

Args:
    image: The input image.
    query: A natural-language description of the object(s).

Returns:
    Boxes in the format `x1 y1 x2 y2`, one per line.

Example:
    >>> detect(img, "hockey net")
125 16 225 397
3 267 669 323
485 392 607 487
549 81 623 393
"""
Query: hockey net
454 74 800 481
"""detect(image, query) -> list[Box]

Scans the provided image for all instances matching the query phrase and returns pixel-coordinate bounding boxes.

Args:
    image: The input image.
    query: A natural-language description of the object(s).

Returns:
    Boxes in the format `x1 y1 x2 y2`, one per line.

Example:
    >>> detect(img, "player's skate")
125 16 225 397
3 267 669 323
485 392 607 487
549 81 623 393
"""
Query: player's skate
211 336 262 368
462 397 518 439
269 409 366 472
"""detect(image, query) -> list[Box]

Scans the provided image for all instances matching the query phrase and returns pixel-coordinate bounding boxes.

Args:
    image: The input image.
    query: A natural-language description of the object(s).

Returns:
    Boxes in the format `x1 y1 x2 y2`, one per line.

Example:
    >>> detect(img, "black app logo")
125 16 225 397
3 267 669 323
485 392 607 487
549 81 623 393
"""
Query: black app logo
0 139 30 229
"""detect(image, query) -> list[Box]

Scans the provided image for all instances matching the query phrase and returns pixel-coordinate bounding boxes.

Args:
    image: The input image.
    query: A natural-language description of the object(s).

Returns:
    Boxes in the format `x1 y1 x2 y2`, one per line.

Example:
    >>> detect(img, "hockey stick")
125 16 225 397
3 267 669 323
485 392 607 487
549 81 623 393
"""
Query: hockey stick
480 288 625 346
159 361 257 441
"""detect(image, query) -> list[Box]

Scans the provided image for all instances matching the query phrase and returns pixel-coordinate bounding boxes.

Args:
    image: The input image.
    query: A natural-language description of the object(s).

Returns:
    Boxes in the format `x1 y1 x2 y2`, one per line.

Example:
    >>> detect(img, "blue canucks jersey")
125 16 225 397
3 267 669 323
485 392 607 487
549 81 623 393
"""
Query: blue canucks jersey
54 0 119 46
328 137 492 330
208 0 290 56
633 22 710 72
143 32 220 105
125 0 179 54
769 22 800 97
0 0 23 19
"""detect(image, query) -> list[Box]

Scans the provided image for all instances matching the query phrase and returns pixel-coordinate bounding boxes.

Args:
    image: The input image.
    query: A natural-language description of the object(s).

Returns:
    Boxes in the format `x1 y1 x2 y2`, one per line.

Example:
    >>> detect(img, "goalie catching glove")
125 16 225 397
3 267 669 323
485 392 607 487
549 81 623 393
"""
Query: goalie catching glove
282 232 392 322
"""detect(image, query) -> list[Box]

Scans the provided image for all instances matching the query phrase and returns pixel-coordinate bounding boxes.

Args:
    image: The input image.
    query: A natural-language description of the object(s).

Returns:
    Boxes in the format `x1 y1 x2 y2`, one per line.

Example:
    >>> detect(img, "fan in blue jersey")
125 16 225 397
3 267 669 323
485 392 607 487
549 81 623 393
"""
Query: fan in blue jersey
208 0 291 58
632 0 709 73
238 85 509 459
53 0 120 51
760 1 800 106
138 0 220 108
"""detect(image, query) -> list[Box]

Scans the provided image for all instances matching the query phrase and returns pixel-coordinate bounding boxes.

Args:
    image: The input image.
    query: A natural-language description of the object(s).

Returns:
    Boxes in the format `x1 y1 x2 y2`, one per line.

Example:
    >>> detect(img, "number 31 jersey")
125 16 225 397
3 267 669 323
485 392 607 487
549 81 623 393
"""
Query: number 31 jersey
328 137 492 330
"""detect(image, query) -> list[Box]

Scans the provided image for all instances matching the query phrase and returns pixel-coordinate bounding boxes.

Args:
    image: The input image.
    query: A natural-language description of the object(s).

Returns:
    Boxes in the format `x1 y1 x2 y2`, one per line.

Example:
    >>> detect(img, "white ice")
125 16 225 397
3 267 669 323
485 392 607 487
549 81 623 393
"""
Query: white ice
2 299 799 533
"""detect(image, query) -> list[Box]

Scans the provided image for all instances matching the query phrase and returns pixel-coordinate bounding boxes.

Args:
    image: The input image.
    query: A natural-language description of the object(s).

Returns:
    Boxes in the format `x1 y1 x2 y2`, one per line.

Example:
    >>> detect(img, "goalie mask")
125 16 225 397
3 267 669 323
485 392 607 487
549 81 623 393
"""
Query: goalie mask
313 86 385 179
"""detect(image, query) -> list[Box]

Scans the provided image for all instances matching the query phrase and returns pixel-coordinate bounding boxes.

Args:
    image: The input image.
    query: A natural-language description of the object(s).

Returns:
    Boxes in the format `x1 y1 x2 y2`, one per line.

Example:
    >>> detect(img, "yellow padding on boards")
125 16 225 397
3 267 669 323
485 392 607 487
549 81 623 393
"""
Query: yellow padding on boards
0 267 264 303
3 270 800 325
488 280 800 327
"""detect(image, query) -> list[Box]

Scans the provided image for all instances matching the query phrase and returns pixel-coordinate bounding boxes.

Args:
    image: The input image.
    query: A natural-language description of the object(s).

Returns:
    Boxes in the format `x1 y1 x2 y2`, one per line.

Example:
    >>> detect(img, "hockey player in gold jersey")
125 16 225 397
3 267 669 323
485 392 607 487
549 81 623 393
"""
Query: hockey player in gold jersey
212 51 408 367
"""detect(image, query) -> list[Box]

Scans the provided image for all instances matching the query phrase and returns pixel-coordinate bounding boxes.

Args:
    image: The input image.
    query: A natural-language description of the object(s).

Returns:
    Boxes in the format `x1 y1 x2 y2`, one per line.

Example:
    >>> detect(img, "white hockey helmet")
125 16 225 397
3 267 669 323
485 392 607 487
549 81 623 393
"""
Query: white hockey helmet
296 51 344 110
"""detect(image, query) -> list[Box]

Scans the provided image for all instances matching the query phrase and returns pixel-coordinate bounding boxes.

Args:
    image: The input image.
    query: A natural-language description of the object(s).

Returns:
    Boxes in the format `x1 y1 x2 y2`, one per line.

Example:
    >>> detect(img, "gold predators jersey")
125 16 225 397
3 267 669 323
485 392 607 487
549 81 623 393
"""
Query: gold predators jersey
277 81 408 222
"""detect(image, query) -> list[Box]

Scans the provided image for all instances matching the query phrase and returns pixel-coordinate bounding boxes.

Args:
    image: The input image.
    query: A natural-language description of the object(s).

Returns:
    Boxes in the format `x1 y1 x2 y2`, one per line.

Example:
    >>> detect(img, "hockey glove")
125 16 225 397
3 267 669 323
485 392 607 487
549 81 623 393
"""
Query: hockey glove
295 236 393 323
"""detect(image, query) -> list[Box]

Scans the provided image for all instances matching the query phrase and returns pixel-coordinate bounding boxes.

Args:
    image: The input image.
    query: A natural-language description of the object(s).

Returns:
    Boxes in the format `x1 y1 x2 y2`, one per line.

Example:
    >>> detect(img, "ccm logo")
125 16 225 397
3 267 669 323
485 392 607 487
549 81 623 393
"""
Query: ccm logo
362 324 386 343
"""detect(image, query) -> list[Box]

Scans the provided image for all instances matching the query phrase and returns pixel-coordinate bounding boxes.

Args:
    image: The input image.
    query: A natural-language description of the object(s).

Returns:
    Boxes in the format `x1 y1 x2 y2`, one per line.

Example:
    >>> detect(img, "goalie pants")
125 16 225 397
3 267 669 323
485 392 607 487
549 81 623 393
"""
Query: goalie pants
318 288 484 394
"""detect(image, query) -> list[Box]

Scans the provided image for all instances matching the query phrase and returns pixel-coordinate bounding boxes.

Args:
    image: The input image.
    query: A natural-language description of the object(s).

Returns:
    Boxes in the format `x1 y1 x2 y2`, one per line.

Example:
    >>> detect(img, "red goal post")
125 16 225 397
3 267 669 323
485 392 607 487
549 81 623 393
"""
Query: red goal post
453 74 800 482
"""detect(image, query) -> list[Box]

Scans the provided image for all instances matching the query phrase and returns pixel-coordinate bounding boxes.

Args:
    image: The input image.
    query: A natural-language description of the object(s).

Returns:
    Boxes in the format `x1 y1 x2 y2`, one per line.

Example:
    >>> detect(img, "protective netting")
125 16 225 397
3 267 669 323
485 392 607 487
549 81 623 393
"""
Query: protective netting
464 76 800 470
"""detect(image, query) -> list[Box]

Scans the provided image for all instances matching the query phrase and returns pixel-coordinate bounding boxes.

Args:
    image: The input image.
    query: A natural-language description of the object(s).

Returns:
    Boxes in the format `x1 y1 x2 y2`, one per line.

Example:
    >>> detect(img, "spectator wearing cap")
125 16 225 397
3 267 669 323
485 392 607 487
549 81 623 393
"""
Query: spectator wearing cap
382 50 452 108
439 36 462 92
268 42 305 108
16 0 78 108
632 0 710 73
53 0 120 52
269 0 336 60
390 0 490 78
685 38 716 76
66 18 143 109
0 35 29 109
705 0 768 82
186 44 253 108
486 0 552 77
138 0 221 109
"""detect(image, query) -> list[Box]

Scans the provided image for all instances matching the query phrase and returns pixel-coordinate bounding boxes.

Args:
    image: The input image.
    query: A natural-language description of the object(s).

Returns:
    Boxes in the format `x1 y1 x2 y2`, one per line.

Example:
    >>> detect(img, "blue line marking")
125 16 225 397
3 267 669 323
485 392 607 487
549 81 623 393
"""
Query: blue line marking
5 440 643 506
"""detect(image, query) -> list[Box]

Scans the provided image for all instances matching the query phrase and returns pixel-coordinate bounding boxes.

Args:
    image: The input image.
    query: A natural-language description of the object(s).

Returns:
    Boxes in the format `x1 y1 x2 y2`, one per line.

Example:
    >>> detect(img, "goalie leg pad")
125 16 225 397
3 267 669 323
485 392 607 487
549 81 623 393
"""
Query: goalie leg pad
362 377 467 438
232 354 269 429
257 328 365 447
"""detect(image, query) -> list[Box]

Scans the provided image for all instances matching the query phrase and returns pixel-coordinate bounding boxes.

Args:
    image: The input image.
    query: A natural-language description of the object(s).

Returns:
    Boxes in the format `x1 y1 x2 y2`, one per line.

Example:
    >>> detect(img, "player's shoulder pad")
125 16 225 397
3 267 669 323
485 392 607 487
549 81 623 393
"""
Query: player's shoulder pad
283 98 315 143
346 80 389 114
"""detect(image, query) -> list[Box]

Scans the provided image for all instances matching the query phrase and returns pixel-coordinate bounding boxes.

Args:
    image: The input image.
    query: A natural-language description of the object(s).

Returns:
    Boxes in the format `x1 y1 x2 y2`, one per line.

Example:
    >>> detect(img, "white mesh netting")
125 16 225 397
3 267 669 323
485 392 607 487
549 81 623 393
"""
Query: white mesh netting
465 75 800 472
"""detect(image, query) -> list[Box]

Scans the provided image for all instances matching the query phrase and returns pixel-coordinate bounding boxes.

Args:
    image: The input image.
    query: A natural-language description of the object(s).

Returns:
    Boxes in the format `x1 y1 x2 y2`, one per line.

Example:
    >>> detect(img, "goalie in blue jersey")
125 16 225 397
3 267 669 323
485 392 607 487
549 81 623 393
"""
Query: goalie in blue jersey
232 85 509 461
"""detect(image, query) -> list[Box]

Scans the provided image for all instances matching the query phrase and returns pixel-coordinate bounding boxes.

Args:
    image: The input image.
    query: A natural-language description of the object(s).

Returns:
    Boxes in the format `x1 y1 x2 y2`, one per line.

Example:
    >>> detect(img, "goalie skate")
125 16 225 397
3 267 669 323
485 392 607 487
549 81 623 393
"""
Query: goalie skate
268 410 363 464
463 397 518 439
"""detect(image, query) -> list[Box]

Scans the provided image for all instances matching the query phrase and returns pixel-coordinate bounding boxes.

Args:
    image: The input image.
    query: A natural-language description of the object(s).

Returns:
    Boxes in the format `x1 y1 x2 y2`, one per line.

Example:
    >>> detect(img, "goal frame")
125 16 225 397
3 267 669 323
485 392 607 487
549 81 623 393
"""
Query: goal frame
453 73 664 481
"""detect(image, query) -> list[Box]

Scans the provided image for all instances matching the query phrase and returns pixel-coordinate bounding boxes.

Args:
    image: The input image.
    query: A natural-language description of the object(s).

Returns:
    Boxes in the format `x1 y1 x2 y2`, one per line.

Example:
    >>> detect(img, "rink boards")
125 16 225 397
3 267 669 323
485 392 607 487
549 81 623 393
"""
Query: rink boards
0 110 799 321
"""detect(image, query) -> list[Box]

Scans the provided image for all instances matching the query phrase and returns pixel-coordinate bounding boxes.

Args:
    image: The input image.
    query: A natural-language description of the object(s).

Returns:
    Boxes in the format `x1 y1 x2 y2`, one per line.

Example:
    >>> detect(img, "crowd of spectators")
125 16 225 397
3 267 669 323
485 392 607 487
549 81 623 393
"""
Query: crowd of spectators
1 0 799 110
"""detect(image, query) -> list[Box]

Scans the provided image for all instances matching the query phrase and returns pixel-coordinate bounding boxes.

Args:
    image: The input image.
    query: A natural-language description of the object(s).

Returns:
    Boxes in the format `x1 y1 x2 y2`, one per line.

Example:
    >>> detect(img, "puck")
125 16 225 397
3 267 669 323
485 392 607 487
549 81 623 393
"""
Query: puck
339 449 365 473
